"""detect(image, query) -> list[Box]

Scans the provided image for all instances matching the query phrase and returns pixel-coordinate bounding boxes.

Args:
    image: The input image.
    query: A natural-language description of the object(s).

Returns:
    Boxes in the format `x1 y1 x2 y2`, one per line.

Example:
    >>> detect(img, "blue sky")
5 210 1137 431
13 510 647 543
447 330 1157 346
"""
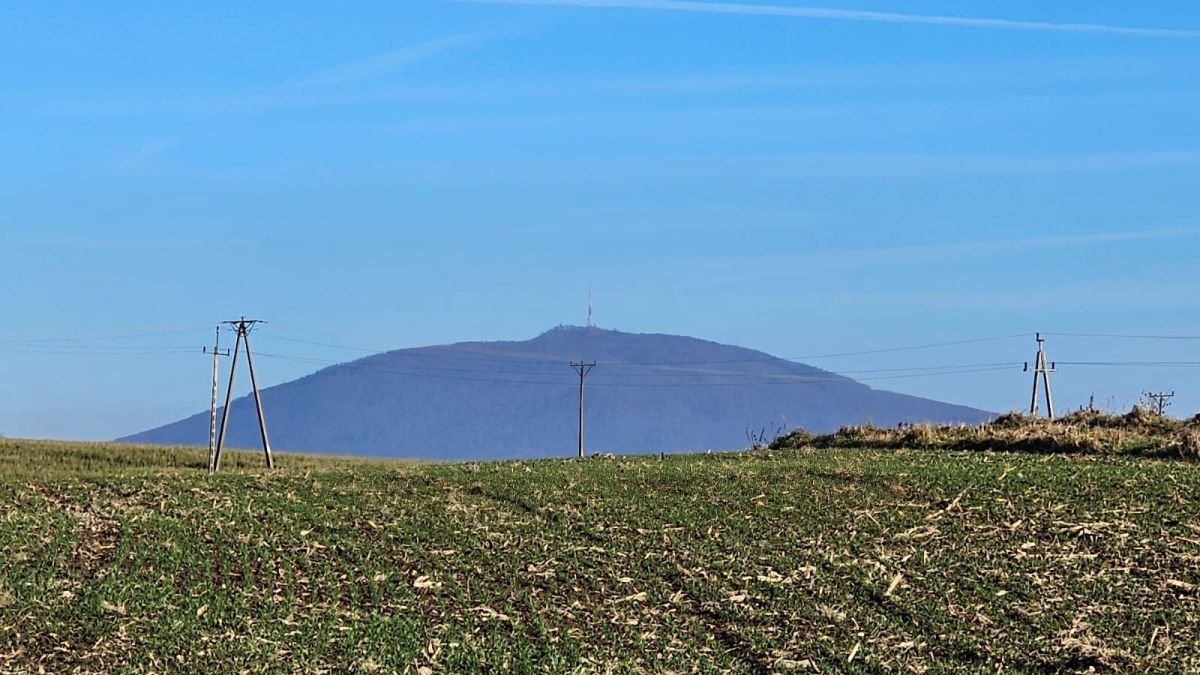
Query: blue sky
2 1 1200 440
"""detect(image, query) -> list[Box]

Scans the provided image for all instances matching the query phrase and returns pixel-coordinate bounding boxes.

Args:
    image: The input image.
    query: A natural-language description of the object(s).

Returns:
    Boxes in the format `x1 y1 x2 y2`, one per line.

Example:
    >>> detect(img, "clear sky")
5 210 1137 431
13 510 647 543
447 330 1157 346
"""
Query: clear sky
2 1 1200 440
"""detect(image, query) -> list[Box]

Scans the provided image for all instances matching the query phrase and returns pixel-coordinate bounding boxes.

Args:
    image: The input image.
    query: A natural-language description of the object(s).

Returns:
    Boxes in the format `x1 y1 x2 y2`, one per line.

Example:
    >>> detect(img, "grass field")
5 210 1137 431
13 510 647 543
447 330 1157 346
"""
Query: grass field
2 439 1199 673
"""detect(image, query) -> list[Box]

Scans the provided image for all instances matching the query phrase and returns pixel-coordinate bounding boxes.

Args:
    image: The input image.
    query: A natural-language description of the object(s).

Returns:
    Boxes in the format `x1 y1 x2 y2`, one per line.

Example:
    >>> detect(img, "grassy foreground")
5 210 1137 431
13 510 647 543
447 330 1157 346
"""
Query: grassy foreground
2 440 1200 673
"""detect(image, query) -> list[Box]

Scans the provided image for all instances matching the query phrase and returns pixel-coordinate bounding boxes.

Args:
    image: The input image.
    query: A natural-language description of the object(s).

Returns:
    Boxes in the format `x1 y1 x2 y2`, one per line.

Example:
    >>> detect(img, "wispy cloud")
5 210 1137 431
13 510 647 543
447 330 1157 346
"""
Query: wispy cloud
609 226 1200 287
288 32 490 88
106 140 172 170
818 278 1200 313
45 31 496 119
28 54 1193 118
371 150 1200 185
5 231 239 250
783 227 1200 269
457 0 1200 38
716 150 1200 178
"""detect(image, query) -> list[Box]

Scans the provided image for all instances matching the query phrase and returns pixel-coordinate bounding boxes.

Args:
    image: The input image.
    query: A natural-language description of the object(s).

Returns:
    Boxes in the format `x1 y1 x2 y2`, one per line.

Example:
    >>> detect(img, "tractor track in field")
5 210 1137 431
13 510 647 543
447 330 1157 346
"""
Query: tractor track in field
458 478 777 674
26 484 123 583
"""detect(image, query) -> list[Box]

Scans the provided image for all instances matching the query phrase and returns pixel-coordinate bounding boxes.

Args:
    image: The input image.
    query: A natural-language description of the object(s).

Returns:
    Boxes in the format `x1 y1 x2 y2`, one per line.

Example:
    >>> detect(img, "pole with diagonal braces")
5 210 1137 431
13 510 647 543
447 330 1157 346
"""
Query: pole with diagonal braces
213 317 273 472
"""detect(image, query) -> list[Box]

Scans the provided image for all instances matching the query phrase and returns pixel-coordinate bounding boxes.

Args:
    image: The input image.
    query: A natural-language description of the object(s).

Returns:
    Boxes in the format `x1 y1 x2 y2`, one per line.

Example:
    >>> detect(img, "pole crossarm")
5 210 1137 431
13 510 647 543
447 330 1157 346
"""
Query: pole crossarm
1145 391 1175 416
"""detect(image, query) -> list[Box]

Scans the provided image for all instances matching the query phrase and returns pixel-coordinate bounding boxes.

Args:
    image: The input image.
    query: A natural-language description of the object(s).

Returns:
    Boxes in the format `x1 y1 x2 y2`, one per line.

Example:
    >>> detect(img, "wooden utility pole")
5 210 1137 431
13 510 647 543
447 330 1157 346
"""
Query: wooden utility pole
571 360 596 458
1025 333 1057 419
203 326 231 473
1145 390 1175 416
213 317 273 472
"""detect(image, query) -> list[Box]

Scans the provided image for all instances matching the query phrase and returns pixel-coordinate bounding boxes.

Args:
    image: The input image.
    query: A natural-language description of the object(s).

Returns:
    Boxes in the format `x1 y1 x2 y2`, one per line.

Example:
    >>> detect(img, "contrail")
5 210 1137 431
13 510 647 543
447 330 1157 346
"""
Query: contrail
455 0 1200 38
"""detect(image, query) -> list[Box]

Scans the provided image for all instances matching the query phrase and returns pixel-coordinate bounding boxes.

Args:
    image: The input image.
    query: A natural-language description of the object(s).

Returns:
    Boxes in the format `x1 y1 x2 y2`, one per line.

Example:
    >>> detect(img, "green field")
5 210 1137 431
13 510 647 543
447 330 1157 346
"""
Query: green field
2 439 1199 673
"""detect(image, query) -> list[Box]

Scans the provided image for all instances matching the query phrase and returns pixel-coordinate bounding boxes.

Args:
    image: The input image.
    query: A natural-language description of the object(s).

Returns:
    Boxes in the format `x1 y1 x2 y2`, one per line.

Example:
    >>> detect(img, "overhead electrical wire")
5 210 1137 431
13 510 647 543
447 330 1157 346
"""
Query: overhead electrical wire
254 332 1033 368
9 343 198 351
0 327 210 344
1056 360 1200 367
771 333 1031 361
1043 332 1200 340
8 348 198 356
251 342 1026 379
4 328 1195 386
252 350 1018 388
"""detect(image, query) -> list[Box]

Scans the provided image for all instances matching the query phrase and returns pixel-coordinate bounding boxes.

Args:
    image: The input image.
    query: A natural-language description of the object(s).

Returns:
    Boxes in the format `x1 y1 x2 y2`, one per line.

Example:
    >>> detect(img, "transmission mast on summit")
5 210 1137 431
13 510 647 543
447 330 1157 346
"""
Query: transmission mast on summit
587 286 595 328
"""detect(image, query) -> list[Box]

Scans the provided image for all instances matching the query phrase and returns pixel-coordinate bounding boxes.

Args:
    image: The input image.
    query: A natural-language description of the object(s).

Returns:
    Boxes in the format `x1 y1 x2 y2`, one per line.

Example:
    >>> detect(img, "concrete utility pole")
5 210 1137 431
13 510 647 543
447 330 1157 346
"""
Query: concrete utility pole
203 326 231 473
213 317 273 473
571 360 596 458
1025 333 1057 419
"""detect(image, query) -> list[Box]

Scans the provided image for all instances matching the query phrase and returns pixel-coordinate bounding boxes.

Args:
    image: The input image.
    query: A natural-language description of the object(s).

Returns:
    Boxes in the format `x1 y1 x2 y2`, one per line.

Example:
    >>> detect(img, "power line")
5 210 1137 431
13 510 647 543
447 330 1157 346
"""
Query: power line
8 347 197 356
781 333 1030 361
254 331 1031 368
1057 361 1200 367
255 345 1022 379
591 365 1018 387
7 327 1196 362
0 327 209 344
10 343 198 351
255 334 380 352
814 362 1022 375
253 350 1016 388
1043 331 1200 340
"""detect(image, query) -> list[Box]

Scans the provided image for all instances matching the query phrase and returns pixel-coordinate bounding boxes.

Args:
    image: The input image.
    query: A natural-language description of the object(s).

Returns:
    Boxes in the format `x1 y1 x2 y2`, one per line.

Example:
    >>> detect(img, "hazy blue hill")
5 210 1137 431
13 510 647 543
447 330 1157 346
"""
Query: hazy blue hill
121 326 992 459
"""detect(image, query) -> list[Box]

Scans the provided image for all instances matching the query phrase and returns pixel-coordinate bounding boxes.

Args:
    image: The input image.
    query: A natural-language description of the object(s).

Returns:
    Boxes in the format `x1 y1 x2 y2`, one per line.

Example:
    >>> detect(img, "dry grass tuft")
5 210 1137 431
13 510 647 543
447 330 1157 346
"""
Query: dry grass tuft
772 408 1200 460
1178 428 1200 460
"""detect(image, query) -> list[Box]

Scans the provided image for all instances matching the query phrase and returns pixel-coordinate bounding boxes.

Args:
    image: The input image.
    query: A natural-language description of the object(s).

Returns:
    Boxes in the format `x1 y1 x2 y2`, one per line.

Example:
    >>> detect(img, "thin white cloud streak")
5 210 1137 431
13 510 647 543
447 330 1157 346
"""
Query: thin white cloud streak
388 150 1200 184
612 226 1200 287
166 148 1200 192
25 55 1195 118
458 0 1200 38
818 280 1200 313
5 232 237 250
61 32 493 118
106 140 172 170
781 227 1200 269
289 32 490 88
715 150 1200 178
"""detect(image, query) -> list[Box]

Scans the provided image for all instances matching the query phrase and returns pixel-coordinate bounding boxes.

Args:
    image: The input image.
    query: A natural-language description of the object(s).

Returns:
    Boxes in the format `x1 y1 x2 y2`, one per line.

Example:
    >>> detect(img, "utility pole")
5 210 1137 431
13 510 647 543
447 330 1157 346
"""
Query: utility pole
203 326 231 473
1024 332 1057 419
571 360 596 458
1145 390 1175 416
213 317 274 472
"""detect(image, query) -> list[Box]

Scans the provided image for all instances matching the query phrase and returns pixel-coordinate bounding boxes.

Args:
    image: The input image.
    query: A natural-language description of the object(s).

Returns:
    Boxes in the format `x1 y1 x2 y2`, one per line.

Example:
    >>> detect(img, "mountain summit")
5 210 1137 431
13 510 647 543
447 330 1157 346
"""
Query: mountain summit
121 326 991 459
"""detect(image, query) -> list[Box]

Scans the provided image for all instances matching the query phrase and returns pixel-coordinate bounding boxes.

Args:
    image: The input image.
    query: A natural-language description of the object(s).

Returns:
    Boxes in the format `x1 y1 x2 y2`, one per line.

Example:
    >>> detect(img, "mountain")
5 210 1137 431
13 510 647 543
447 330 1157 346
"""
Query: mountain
121 326 992 460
